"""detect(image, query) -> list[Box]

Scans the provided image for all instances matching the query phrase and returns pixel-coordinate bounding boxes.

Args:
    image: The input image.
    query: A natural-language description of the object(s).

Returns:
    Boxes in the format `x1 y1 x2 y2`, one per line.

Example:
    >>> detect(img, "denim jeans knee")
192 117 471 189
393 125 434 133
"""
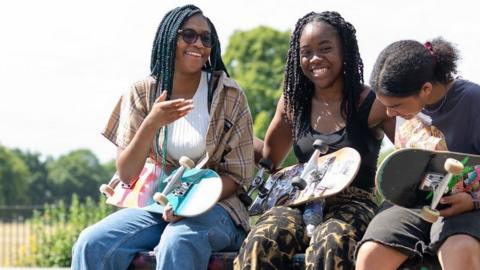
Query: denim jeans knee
71 208 166 270
155 205 245 270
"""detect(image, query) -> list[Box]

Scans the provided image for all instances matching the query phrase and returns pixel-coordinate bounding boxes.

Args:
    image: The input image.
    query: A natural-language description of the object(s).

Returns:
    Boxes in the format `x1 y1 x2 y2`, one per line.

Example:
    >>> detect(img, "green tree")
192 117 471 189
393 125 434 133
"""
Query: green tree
13 149 52 205
47 149 109 203
0 145 30 205
223 26 290 138
102 159 116 179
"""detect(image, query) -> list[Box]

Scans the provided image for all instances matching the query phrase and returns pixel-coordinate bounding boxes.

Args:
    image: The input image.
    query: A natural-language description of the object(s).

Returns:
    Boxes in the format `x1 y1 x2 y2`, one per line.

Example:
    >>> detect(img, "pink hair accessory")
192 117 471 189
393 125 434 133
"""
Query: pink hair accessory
424 42 435 56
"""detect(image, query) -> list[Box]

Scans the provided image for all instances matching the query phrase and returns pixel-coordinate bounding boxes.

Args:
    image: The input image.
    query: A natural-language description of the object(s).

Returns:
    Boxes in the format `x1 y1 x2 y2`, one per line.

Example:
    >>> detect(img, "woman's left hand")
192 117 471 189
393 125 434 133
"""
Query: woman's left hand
438 192 474 217
162 204 184 223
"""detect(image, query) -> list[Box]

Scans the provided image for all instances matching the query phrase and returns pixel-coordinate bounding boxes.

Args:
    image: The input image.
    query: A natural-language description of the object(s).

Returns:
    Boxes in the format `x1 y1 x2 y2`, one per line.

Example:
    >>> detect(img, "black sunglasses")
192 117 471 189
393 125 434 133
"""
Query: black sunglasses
177 28 213 48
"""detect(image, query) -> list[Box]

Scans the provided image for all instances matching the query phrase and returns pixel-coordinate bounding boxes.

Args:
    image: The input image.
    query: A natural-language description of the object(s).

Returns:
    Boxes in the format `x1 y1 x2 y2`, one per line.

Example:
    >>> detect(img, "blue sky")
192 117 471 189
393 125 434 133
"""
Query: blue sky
0 0 478 162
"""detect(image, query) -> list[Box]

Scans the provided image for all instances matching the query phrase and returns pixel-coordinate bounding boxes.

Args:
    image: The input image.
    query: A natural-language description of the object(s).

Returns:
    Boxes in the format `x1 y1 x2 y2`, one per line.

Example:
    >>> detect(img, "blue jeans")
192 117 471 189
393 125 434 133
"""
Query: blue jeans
71 205 246 270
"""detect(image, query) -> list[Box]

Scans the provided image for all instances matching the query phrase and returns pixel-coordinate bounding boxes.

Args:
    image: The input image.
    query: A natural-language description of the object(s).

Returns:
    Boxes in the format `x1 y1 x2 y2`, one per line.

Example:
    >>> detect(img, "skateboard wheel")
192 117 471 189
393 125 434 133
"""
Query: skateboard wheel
444 158 464 175
420 206 439 223
313 139 329 154
99 184 114 198
179 156 195 169
153 192 169 206
292 176 307 190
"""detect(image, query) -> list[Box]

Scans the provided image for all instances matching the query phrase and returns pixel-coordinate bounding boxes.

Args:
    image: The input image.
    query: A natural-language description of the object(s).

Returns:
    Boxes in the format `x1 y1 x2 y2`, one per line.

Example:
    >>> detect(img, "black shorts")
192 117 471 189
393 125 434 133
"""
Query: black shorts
357 201 480 258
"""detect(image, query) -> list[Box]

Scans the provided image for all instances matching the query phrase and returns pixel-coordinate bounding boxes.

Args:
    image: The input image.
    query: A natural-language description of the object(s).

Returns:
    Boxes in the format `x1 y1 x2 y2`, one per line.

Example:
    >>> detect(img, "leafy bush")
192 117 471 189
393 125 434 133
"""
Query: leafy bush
17 194 115 267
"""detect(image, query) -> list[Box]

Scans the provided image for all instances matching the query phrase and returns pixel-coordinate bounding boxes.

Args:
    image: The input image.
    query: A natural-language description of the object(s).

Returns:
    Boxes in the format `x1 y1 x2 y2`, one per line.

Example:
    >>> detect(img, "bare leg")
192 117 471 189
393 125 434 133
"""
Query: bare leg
356 241 408 270
438 234 480 270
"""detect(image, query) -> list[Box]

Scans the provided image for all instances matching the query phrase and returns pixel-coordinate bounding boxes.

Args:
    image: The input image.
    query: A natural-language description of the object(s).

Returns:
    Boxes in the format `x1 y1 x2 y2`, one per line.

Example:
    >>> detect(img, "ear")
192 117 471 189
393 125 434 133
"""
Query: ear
419 82 433 100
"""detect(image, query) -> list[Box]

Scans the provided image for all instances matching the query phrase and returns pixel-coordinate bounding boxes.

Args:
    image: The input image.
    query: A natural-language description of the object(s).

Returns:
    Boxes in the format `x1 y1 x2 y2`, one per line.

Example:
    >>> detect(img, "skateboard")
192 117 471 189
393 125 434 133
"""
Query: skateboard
376 148 480 223
99 155 223 217
248 140 361 216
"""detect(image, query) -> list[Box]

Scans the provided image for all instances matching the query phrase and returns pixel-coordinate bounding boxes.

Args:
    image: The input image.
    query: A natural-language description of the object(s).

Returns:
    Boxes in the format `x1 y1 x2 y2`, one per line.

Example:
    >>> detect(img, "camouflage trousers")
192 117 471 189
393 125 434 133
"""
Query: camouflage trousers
234 187 377 270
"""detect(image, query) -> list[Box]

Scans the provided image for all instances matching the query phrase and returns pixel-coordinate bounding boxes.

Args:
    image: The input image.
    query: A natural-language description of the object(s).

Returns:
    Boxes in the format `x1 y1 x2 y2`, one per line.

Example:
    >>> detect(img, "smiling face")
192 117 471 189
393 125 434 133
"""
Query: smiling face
174 14 212 75
299 21 343 90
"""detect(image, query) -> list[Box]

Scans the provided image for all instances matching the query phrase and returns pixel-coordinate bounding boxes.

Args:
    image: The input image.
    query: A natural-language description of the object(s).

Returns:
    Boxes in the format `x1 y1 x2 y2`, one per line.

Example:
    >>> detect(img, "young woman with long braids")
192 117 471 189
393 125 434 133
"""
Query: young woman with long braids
356 38 480 270
71 5 254 270
234 11 394 270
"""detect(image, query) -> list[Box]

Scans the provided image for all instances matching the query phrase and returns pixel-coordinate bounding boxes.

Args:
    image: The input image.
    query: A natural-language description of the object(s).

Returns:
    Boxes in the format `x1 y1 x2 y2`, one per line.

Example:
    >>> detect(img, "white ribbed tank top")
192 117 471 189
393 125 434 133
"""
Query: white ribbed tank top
165 72 209 161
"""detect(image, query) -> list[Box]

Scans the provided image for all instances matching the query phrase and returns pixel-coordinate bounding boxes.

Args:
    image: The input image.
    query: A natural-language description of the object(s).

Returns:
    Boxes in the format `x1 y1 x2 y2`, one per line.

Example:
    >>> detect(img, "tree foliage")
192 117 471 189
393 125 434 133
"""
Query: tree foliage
223 26 290 138
0 145 29 205
13 149 52 204
47 149 111 203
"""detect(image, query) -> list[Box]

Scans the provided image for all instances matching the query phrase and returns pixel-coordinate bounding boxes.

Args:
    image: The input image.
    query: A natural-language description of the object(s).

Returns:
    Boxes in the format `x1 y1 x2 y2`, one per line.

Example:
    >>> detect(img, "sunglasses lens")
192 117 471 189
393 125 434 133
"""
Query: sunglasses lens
179 28 213 48
181 29 197 44
200 34 212 48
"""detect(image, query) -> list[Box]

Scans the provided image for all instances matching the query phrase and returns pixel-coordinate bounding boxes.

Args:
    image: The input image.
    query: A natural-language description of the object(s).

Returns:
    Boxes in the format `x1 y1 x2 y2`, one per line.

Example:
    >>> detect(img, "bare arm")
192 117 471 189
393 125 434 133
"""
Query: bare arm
368 97 396 143
263 96 293 170
116 118 158 183
219 174 240 199
253 136 264 165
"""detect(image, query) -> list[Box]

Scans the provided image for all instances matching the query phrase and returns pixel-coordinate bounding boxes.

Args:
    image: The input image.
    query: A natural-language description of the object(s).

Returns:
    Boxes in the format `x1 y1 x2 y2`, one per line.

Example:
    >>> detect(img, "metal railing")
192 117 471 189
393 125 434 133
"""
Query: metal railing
0 205 48 266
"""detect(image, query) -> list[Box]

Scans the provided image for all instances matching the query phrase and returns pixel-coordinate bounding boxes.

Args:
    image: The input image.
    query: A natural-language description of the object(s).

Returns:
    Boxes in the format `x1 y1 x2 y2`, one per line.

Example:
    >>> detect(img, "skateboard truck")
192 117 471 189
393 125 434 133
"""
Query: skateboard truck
419 173 444 191
292 139 329 190
99 173 128 198
240 159 273 207
420 158 464 223
153 156 195 206
248 159 274 197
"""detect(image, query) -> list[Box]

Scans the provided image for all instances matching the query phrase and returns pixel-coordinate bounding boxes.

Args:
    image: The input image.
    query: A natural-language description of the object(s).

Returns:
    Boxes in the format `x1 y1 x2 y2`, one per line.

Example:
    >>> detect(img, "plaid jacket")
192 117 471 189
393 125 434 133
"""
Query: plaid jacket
102 71 254 232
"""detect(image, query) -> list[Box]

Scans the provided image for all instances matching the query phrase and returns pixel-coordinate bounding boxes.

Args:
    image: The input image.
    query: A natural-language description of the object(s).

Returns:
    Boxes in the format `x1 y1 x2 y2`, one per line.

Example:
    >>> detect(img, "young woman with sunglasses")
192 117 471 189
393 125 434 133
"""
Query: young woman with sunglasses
356 38 480 270
234 11 394 270
71 5 254 270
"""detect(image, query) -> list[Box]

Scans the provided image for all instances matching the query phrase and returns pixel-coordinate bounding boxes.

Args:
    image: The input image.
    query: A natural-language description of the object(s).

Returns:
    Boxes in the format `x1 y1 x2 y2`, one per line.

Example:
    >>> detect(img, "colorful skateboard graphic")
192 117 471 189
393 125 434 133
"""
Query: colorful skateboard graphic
100 156 222 217
248 140 360 216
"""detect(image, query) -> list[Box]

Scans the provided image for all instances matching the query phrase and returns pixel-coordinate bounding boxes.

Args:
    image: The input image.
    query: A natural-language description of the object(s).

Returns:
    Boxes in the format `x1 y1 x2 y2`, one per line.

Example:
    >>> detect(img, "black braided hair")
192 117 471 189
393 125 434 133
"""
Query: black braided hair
370 37 459 97
149 4 228 158
283 11 364 140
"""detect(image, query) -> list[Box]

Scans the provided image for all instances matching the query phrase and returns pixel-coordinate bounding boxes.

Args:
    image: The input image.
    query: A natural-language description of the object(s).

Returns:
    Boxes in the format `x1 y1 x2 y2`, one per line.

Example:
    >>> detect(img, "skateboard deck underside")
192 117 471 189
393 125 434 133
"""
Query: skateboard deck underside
377 148 480 208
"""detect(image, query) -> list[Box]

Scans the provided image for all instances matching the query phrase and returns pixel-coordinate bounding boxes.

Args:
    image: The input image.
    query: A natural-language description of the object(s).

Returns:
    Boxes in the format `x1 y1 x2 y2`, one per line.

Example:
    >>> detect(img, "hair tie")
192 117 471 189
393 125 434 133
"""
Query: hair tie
424 41 436 65
424 42 435 55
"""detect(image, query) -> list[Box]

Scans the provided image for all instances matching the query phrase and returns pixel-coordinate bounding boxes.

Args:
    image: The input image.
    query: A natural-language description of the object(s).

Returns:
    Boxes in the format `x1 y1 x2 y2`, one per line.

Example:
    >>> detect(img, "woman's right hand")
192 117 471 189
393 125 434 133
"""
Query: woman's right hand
162 203 184 223
145 91 194 129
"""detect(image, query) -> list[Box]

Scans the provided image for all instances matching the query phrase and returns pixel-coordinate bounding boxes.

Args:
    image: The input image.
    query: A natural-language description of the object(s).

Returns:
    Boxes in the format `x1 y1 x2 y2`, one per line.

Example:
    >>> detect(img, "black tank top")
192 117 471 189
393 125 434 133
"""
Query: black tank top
293 91 381 190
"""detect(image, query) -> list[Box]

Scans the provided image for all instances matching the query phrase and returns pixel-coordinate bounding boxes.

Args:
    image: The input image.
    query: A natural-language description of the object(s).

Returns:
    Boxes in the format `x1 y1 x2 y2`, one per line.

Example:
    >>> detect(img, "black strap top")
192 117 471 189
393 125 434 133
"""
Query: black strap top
293 91 382 190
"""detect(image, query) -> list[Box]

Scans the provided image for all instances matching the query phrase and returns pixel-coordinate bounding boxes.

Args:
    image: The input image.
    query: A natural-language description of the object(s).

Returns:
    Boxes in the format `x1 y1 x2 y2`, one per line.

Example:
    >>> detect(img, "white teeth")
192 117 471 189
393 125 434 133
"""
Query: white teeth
186 52 201 57
312 67 327 75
